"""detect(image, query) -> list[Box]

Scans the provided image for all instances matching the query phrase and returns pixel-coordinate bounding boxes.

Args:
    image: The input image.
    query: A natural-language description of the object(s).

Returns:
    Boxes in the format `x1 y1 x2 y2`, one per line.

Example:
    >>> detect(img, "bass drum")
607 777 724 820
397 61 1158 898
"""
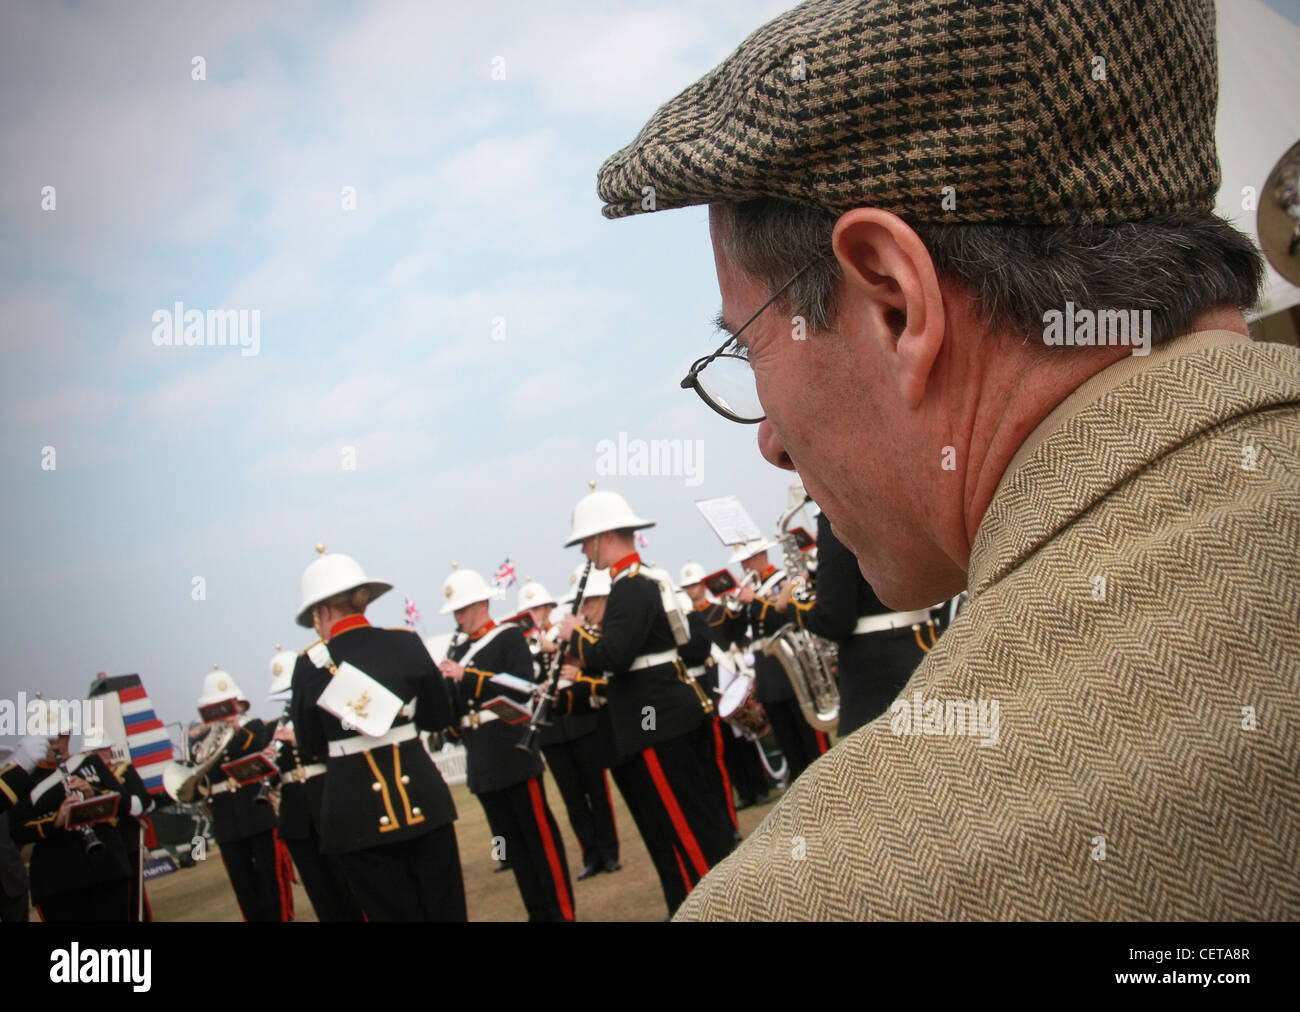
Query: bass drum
718 674 770 739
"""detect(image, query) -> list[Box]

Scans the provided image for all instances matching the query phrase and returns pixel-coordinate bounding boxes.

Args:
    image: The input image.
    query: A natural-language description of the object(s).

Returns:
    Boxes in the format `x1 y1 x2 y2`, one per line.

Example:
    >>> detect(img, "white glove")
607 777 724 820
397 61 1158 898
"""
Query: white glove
129 796 144 817
15 734 52 773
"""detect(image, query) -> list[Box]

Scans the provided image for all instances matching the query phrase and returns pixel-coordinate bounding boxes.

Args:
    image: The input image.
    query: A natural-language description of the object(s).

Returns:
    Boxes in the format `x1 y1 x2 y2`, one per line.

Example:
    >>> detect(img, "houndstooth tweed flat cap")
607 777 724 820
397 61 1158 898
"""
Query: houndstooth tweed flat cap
597 0 1221 225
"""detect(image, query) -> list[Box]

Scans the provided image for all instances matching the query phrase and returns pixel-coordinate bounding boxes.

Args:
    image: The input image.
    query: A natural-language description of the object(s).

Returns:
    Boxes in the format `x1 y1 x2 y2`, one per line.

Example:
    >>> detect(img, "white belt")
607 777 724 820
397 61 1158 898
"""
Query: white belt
628 650 679 671
208 779 239 796
328 722 419 758
854 609 933 636
282 762 327 783
686 665 706 679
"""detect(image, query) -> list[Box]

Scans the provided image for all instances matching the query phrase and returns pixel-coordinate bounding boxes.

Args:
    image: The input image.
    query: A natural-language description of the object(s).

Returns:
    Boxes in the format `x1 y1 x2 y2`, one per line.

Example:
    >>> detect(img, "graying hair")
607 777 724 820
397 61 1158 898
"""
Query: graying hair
713 199 1265 344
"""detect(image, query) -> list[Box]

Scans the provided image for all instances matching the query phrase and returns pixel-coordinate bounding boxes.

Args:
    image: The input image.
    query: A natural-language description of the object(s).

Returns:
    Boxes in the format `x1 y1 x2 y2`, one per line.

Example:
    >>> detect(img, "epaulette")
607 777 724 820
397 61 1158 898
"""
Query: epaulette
298 638 324 657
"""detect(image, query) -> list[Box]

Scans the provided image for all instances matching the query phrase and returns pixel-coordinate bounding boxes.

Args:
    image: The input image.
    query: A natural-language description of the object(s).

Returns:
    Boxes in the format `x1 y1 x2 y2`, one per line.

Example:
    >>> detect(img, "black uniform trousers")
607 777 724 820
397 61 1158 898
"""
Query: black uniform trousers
542 734 619 865
720 723 771 802
476 776 575 922
219 829 284 922
123 833 149 922
36 881 130 922
338 824 467 922
610 720 736 915
284 833 364 922
766 699 830 784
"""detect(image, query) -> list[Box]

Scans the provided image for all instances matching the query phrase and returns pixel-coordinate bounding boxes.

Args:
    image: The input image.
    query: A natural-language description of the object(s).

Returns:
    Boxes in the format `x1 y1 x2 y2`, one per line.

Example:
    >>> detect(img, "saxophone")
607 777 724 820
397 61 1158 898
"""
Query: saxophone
761 497 841 732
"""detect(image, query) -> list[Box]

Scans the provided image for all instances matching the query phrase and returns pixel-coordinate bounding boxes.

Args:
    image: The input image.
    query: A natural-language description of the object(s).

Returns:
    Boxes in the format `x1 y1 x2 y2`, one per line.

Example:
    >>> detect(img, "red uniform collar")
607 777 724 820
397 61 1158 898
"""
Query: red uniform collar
469 619 497 641
759 565 778 581
693 600 711 612
328 615 370 639
610 552 642 579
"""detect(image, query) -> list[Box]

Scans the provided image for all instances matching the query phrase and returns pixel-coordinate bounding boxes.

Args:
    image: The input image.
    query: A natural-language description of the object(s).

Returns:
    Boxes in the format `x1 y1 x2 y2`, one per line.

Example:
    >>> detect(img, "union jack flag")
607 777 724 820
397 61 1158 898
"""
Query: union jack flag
404 596 421 628
492 558 517 588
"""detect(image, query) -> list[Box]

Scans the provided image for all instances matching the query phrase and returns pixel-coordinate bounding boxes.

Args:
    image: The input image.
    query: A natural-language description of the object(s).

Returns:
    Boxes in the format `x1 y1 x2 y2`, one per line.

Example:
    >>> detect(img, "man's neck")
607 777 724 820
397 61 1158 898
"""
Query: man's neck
958 306 1249 557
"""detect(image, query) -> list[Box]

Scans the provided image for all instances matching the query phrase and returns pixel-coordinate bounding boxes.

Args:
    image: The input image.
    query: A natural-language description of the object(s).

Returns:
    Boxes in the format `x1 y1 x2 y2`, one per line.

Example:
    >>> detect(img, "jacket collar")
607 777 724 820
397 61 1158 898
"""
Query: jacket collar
969 336 1300 600
610 552 642 580
469 619 497 641
328 615 370 639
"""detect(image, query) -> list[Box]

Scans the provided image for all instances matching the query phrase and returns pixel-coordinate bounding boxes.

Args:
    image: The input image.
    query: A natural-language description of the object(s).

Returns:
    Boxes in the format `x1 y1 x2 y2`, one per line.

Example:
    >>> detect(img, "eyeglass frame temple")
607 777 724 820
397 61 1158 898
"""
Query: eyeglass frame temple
680 263 812 387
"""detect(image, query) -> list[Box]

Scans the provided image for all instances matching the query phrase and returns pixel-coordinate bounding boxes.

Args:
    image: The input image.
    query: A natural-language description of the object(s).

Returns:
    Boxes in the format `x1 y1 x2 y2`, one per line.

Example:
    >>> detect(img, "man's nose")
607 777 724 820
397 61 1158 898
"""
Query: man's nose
758 420 796 471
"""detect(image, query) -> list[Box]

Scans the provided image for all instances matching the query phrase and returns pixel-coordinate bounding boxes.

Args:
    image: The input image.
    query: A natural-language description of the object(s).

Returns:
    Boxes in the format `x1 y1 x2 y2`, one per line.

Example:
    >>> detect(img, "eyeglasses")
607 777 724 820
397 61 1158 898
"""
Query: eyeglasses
680 265 809 424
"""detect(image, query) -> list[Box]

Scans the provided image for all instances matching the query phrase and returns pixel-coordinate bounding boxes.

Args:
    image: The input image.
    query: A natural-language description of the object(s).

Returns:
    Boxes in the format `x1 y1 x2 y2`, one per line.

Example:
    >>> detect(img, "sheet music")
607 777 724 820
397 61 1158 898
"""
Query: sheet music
695 495 763 546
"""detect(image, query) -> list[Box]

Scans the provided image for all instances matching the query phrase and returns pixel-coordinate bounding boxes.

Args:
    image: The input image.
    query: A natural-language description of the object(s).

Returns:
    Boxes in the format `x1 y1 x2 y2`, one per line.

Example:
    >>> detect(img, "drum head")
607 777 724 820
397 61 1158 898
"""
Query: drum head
718 675 753 719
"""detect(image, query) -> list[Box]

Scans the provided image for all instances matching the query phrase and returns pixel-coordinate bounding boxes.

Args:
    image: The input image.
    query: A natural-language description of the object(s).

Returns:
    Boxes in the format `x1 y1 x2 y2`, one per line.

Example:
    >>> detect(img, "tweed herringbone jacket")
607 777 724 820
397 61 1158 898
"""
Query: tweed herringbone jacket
677 337 1300 920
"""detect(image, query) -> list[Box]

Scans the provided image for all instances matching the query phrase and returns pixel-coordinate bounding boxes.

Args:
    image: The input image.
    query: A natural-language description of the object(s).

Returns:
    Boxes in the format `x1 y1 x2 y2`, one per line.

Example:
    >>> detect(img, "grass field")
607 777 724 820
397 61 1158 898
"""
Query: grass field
144 774 783 922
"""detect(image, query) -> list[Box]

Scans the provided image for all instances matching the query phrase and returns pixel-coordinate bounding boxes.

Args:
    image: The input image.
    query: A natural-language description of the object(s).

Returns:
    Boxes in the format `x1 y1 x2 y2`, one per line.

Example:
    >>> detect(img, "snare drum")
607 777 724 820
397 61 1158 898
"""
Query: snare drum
718 674 770 739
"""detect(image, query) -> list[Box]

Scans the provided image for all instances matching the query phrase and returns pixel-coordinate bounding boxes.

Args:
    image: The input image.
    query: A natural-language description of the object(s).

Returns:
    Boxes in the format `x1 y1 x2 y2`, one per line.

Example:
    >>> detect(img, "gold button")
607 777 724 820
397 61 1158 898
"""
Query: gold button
371 782 381 792
412 807 421 816
401 774 410 785
379 816 390 826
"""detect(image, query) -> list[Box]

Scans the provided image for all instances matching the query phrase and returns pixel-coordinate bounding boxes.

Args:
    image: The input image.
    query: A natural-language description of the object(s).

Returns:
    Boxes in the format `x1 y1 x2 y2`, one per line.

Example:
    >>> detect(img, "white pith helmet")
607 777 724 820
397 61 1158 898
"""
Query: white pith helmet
680 560 706 586
79 721 125 761
582 567 612 599
517 579 557 613
564 483 654 547
268 644 296 696
729 538 774 564
296 544 392 628
440 564 503 614
562 562 611 604
199 665 248 708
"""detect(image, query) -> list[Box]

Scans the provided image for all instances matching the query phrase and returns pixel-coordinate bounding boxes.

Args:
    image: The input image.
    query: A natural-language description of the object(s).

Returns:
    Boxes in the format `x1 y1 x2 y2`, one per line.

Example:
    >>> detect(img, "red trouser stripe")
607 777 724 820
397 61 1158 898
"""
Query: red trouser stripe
815 730 829 755
672 845 692 891
642 747 710 879
710 717 738 829
528 777 574 922
274 829 295 922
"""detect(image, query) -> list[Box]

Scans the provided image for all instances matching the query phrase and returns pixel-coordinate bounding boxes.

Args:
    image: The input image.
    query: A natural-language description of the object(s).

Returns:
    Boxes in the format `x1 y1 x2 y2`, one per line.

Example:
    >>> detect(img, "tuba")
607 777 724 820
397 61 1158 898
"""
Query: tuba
161 721 236 805
761 497 841 733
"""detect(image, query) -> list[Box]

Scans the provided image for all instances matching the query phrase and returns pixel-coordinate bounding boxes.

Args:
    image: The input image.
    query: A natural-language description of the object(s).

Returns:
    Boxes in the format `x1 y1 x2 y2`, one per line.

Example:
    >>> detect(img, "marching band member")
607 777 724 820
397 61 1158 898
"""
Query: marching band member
732 539 828 782
547 486 734 915
787 513 931 737
9 716 133 921
192 668 289 922
675 582 739 834
290 545 466 922
81 722 156 921
267 646 364 922
521 576 620 881
440 566 575 922
0 734 51 816
680 561 771 810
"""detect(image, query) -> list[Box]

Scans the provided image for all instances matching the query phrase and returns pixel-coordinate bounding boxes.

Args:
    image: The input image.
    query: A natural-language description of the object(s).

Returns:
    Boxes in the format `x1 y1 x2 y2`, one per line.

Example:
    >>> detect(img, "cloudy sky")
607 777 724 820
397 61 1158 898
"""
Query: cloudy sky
0 0 801 736
2 0 1298 742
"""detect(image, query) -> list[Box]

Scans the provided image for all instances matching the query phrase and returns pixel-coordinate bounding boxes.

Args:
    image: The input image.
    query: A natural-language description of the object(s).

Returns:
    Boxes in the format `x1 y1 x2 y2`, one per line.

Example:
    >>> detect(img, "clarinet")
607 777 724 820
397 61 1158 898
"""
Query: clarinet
517 560 592 754
55 747 104 855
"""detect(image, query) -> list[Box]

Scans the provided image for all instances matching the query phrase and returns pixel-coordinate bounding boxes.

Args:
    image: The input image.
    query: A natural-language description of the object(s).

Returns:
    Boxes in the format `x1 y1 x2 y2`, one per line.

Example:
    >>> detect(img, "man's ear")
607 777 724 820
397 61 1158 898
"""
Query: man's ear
831 209 945 409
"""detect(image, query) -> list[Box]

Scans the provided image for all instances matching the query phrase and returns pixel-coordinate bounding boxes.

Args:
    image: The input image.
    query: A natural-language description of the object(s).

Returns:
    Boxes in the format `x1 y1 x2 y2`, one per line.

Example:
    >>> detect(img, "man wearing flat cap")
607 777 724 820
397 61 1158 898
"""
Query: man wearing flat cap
599 0 1300 920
